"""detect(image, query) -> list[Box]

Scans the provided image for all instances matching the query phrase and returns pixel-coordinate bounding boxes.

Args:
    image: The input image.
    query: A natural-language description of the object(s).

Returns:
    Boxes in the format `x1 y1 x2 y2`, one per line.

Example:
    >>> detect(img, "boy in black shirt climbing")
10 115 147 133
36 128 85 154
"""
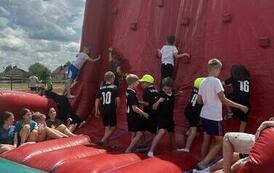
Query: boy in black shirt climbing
125 74 149 153
223 65 251 132
147 77 176 157
95 71 120 145
177 77 205 153
139 74 159 135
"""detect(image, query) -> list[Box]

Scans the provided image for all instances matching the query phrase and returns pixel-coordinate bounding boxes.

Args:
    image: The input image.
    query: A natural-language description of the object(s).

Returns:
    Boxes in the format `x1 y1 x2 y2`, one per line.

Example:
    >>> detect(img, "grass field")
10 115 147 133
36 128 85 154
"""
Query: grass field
0 82 64 91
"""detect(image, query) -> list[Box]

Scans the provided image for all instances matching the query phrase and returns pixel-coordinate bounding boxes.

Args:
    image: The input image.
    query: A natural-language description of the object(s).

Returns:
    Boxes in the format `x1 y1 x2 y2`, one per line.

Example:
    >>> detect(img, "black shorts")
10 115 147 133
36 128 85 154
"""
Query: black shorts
30 87 37 91
231 107 249 122
102 112 117 127
184 106 201 127
161 64 174 80
144 115 157 134
201 118 224 136
127 115 145 132
228 95 250 122
157 117 175 133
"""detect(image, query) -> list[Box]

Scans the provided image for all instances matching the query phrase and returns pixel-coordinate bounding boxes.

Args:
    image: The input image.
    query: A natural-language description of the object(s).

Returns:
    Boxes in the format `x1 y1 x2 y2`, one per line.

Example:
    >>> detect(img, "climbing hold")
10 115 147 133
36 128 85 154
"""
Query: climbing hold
258 37 271 48
222 13 232 23
130 23 138 31
181 17 190 26
158 0 164 8
112 7 118 15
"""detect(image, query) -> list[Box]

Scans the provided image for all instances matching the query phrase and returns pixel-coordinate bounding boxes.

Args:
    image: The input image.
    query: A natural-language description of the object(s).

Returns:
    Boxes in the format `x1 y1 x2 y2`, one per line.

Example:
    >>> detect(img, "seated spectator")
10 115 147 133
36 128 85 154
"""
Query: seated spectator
44 91 85 129
195 118 274 173
46 107 76 137
32 112 68 142
0 112 16 153
14 108 38 146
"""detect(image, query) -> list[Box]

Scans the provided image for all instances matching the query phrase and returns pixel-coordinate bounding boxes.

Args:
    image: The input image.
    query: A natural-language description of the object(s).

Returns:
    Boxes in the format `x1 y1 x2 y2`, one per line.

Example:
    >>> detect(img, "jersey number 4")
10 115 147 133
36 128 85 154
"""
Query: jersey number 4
239 81 249 93
102 91 112 105
191 94 198 107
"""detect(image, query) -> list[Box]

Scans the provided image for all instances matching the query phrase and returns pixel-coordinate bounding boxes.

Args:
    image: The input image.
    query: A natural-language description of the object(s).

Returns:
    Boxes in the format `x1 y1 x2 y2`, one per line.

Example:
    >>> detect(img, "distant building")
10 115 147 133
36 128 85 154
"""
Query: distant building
2 66 28 82
52 64 69 82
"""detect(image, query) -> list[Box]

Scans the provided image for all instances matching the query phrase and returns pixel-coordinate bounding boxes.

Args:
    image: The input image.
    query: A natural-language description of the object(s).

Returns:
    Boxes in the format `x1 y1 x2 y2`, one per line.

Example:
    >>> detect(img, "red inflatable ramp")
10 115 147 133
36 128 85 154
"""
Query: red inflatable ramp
24 145 106 172
53 153 145 173
0 90 56 117
238 128 274 173
109 152 197 173
0 135 90 163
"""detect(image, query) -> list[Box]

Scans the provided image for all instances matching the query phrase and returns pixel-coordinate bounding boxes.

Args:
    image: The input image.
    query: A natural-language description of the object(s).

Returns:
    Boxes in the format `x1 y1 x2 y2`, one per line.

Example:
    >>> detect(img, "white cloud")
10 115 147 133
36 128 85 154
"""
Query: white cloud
0 0 85 71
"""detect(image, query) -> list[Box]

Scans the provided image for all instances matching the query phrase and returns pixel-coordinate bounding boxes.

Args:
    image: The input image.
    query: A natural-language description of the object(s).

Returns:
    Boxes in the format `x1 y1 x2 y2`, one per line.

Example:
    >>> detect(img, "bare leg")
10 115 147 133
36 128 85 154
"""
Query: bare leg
51 128 68 138
239 121 247 132
201 132 211 159
209 153 240 172
28 129 38 142
37 128 47 142
45 127 65 139
0 144 16 154
125 131 143 152
63 79 74 98
101 126 116 143
202 136 223 165
56 124 76 137
222 134 235 173
19 125 31 145
148 129 166 153
230 158 248 173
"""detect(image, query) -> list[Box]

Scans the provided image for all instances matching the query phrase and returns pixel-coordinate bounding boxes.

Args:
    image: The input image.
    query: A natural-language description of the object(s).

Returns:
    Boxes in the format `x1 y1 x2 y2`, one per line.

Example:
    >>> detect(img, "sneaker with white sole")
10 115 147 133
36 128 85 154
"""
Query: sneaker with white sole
147 151 154 157
176 148 190 152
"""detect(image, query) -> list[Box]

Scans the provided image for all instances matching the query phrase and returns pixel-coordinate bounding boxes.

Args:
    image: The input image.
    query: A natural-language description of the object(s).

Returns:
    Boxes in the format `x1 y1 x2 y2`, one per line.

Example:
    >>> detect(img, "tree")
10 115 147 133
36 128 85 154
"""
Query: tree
28 63 51 82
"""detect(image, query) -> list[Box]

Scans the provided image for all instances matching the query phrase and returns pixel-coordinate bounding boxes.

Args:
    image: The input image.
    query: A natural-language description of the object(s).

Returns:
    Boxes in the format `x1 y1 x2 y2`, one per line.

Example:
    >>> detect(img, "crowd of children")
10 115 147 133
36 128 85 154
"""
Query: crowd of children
93 35 252 173
1 35 256 173
0 107 78 154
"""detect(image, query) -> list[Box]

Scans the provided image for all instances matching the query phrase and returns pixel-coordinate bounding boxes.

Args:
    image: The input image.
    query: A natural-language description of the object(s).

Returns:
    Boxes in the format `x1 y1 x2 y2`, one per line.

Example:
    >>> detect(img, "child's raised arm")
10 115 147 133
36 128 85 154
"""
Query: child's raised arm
88 55 101 62
174 52 190 59
108 47 114 62
156 49 162 58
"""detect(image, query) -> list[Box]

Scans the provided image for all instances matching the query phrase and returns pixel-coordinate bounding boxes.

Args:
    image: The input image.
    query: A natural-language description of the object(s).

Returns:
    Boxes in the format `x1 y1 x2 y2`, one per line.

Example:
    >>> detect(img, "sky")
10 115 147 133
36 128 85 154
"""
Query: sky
0 0 86 71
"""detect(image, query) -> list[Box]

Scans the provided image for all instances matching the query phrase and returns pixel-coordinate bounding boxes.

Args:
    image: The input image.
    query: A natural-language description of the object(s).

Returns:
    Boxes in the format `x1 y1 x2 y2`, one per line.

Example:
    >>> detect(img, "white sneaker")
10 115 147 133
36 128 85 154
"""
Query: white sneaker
176 148 190 152
147 151 154 157
193 167 210 173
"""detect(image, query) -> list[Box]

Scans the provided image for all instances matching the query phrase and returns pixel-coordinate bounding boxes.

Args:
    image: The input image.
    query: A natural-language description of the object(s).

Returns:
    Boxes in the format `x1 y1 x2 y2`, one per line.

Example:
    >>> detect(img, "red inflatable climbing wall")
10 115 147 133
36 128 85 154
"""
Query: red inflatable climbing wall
1 1 274 173
73 0 274 133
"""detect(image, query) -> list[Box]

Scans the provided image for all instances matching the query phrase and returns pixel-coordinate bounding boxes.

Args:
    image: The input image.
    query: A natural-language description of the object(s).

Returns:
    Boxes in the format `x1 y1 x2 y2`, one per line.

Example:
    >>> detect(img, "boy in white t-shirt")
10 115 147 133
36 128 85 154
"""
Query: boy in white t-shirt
64 46 101 98
157 35 190 80
196 58 248 170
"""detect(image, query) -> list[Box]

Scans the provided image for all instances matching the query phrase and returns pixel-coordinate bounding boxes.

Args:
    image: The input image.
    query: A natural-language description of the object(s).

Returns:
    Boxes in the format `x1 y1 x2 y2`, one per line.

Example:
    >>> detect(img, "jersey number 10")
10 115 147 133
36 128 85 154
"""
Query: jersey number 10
239 81 249 93
102 91 112 104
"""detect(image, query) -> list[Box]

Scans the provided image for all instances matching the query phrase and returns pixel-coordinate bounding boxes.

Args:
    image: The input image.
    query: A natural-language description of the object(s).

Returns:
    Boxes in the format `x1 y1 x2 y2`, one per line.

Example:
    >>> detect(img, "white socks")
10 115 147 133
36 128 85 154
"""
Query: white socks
176 148 190 152
147 151 154 157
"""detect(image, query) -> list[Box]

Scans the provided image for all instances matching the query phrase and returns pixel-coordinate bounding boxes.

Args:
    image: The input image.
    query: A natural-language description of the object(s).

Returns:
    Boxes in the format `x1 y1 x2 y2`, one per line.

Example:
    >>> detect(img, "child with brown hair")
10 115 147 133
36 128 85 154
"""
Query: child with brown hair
125 74 149 153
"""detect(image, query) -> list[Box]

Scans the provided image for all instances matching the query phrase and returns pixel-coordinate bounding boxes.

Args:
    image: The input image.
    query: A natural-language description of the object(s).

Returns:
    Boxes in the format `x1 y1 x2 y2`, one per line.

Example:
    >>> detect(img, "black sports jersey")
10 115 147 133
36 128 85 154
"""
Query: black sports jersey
126 88 139 117
186 88 203 109
225 77 250 104
96 83 119 113
184 88 202 127
143 85 159 116
158 91 175 120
